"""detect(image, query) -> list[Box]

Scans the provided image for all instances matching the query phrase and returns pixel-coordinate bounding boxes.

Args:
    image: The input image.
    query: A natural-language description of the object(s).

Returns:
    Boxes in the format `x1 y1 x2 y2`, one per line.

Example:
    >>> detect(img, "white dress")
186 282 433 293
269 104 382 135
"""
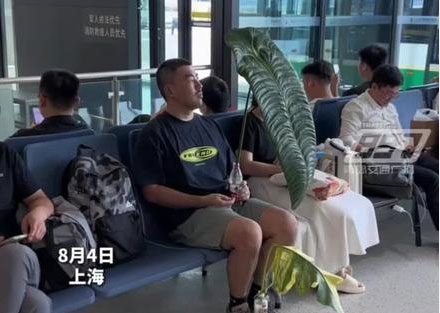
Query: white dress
248 176 380 273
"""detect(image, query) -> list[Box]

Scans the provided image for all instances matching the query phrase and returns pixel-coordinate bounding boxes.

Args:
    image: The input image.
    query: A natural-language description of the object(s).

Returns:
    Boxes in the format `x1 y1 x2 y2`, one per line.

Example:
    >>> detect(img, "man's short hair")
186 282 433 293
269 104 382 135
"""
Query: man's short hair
359 45 387 70
156 58 191 100
201 76 230 113
39 69 79 110
301 60 334 84
371 64 404 88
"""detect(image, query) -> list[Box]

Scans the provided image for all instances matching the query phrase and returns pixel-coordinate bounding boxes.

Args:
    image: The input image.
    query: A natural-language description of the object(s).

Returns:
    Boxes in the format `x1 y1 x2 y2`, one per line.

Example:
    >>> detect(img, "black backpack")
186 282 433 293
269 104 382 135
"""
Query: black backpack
64 145 145 264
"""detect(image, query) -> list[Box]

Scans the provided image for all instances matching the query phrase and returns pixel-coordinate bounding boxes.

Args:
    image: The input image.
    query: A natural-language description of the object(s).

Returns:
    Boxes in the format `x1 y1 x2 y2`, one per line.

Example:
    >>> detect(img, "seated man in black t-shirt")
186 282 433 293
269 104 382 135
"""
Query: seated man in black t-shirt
11 69 89 138
0 142 54 313
133 59 297 313
342 45 387 97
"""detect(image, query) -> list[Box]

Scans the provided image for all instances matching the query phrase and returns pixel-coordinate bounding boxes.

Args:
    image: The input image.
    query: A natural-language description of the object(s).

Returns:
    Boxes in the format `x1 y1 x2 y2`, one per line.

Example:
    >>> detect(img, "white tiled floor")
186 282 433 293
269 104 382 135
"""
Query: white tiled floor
79 208 439 313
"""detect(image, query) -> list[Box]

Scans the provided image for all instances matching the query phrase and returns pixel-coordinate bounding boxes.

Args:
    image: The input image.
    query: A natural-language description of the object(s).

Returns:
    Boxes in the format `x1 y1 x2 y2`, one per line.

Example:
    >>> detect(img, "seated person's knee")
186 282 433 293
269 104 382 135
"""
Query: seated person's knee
276 210 298 244
36 296 52 313
227 219 263 253
24 287 52 313
0 243 36 265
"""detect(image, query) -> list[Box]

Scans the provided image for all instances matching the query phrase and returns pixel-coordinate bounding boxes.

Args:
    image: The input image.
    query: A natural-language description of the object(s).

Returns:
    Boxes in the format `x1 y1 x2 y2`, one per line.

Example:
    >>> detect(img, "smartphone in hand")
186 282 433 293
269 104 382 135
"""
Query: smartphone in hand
0 234 28 247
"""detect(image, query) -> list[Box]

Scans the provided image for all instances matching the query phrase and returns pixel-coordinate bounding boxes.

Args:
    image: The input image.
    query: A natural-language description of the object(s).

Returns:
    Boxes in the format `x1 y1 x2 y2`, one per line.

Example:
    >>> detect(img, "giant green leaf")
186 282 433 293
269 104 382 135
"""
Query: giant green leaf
225 27 316 210
265 245 344 313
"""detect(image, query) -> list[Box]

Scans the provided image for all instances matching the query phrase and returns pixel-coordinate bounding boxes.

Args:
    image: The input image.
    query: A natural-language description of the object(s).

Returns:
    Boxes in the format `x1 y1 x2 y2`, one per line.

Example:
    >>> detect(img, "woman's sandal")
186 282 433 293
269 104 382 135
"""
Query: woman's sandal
336 266 366 294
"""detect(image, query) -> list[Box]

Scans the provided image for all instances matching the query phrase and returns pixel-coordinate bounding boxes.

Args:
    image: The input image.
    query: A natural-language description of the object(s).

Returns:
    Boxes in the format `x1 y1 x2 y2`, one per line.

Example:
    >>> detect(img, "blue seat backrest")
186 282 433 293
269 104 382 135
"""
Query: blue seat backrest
128 128 169 241
5 129 94 155
393 89 425 130
23 134 119 199
313 96 355 144
106 123 147 168
210 111 244 151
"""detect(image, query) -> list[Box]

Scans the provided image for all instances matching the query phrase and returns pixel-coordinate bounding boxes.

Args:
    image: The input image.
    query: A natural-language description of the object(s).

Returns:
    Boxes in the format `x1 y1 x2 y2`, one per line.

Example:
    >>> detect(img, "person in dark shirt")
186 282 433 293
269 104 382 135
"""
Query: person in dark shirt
343 45 387 97
200 75 231 115
133 59 297 313
11 69 89 137
0 142 54 313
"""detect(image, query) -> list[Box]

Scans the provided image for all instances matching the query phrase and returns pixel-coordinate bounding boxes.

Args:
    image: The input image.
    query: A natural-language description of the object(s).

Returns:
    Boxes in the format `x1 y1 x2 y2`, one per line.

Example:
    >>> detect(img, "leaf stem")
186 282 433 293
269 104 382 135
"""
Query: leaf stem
236 87 252 162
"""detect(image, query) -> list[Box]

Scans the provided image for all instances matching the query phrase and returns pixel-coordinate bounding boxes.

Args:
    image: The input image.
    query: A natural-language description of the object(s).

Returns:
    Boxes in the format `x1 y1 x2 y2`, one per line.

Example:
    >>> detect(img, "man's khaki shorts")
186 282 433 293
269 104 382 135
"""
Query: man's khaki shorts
170 198 274 249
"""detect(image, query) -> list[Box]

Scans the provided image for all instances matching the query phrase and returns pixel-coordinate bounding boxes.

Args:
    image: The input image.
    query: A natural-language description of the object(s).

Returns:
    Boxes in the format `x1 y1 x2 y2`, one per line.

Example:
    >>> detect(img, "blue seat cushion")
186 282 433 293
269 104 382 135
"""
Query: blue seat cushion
148 238 229 265
92 243 204 298
195 248 229 264
50 287 95 313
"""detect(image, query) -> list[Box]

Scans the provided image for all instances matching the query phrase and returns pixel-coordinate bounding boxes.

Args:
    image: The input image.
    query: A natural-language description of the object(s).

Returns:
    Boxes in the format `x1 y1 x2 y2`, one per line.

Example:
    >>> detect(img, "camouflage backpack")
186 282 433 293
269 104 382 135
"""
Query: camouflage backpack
64 145 144 264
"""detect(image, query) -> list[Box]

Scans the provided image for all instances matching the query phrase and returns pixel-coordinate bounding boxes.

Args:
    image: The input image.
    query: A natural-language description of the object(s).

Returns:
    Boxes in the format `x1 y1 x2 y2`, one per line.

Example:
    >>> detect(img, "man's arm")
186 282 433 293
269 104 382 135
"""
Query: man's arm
240 150 281 177
143 185 235 209
340 100 363 150
22 190 54 242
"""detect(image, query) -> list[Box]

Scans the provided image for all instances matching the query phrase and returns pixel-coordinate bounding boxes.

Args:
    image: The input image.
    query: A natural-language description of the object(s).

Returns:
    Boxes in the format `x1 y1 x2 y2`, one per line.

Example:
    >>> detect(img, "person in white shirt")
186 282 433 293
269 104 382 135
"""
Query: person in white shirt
340 64 438 230
302 60 340 111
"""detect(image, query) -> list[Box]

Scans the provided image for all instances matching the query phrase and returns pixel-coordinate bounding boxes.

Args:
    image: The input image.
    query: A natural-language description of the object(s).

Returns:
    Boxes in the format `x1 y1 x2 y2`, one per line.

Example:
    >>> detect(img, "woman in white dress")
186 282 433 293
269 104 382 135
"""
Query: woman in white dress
240 100 379 293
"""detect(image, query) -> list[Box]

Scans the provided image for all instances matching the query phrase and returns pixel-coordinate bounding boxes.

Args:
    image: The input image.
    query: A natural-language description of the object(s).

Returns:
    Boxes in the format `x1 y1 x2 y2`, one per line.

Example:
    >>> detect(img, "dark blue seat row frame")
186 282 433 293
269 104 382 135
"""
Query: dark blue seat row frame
19 133 227 312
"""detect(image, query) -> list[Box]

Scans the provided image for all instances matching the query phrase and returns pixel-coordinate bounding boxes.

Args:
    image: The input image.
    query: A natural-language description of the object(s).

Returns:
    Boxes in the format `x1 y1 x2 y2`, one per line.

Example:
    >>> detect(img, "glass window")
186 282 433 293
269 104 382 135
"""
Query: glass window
139 0 150 69
324 0 393 92
192 0 211 22
238 0 319 109
398 0 439 88
192 26 211 65
191 0 212 66
165 0 179 60
3 0 19 77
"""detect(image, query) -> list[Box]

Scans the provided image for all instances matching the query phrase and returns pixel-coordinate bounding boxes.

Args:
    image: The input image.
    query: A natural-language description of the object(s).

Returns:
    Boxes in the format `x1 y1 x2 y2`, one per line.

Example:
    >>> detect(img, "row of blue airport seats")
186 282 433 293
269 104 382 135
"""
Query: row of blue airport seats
4 86 434 312
313 88 431 145
6 130 227 313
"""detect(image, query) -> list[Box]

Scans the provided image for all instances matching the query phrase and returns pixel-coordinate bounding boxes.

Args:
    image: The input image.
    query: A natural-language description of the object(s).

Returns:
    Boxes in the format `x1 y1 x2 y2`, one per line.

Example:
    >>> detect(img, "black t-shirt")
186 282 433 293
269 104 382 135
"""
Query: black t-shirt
11 115 89 137
342 81 370 97
0 143 39 237
242 111 276 164
133 112 235 232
